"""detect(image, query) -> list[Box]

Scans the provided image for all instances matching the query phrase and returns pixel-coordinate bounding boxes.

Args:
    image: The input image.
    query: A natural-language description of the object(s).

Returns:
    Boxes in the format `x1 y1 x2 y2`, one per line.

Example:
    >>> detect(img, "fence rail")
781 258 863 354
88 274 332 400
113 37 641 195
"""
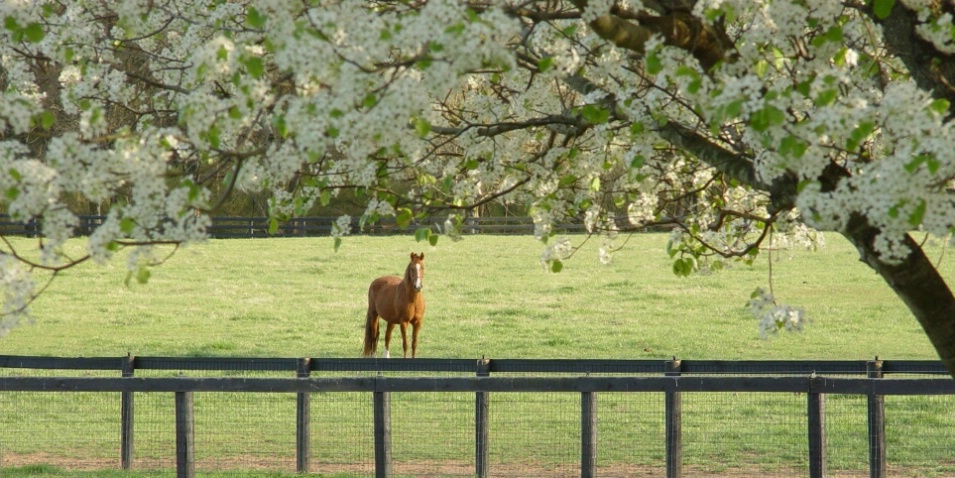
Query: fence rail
0 214 593 238
2 375 953 395
0 355 952 478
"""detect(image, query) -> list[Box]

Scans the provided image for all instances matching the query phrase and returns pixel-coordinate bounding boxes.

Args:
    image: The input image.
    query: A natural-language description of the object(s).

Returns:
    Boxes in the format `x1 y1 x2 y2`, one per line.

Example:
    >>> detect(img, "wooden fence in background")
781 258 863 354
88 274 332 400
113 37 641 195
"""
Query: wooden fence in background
0 214 589 238
0 355 951 478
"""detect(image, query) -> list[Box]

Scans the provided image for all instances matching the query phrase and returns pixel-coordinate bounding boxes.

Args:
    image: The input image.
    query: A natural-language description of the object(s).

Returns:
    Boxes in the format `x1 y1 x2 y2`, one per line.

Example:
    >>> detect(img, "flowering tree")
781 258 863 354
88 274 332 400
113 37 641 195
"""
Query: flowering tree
2 1 955 378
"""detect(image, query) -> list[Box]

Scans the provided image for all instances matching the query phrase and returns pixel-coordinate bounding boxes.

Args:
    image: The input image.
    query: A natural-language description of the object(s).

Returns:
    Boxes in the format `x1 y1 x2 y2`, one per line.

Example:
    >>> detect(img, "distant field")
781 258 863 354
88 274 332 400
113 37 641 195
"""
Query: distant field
0 232 941 360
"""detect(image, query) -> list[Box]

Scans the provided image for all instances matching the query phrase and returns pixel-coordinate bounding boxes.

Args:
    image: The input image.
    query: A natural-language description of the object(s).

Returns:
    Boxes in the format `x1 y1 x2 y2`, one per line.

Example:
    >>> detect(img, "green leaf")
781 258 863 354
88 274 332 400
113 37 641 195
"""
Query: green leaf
120 217 136 235
909 199 926 227
629 154 646 169
136 267 151 285
23 22 44 43
550 259 563 273
268 217 279 235
413 117 430 138
396 208 413 229
905 154 930 173
537 56 554 72
796 178 813 193
930 98 950 116
815 89 838 107
5 186 19 200
795 80 812 97
4 16 20 32
847 121 876 151
415 227 431 243
272 114 288 138
780 135 808 158
629 122 644 136
362 93 377 109
873 0 895 19
246 7 267 28
242 56 265 78
333 237 342 252
646 51 662 75
415 57 433 70
228 106 242 119
580 104 610 124
672 258 692 277
444 22 465 36
888 203 900 218
724 99 743 119
750 105 784 132
207 124 221 149
428 234 439 246
825 25 843 43
40 110 55 130
559 175 578 187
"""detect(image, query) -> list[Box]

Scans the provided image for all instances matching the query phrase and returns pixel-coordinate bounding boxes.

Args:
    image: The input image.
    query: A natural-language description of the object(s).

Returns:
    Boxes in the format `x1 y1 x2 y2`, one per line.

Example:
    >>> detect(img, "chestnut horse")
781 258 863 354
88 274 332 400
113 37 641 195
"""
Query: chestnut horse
363 252 426 358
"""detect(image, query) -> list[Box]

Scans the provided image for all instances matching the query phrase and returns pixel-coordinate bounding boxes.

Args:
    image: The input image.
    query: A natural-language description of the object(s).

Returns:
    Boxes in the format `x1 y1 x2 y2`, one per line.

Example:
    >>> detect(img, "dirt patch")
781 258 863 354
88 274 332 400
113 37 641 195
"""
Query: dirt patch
0 453 941 477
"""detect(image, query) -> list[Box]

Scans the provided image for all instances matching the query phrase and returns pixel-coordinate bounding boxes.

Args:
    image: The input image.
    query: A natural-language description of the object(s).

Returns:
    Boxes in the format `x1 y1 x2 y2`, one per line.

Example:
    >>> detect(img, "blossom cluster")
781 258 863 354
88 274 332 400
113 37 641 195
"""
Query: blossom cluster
0 0 953 339
748 287 808 339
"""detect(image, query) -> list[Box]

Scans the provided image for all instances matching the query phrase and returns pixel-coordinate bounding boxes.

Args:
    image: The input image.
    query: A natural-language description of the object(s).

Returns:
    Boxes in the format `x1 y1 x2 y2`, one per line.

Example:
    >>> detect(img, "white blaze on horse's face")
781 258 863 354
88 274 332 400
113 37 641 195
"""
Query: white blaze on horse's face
413 262 423 291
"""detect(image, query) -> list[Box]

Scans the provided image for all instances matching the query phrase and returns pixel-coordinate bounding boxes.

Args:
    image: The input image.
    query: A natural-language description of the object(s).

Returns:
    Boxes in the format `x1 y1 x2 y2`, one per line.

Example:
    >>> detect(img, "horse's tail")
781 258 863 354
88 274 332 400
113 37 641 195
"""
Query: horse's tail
362 306 378 357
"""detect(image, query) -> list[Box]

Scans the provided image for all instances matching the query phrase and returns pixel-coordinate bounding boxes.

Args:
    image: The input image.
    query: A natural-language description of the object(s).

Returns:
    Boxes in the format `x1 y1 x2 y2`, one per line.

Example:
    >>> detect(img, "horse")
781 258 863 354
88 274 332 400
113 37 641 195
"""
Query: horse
363 252 426 358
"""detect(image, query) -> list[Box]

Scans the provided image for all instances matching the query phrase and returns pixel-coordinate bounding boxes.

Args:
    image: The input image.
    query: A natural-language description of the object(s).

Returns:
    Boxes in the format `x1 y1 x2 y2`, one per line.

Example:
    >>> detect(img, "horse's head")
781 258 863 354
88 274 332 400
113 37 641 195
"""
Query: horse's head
408 252 424 292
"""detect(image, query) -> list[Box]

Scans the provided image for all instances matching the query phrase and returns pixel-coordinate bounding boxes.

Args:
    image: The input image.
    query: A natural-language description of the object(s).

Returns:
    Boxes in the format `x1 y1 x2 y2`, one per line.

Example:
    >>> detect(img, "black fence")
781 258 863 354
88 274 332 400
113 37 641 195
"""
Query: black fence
0 355 952 477
0 214 588 238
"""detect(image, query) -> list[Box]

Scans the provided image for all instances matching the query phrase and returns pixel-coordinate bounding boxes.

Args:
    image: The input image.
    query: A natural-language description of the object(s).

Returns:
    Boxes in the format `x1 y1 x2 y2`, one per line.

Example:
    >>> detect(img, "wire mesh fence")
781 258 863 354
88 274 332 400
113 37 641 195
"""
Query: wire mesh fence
0 356 952 477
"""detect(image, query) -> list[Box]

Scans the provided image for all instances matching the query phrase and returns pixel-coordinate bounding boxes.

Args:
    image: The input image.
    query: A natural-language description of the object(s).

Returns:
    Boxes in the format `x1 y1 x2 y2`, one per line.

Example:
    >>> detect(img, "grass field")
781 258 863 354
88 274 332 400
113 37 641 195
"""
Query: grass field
0 232 951 477
0 232 943 360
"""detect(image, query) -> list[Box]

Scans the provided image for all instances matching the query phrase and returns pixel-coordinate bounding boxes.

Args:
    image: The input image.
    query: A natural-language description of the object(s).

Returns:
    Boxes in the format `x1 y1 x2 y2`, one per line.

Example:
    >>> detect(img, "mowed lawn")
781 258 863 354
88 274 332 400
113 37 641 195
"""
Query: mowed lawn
0 232 942 361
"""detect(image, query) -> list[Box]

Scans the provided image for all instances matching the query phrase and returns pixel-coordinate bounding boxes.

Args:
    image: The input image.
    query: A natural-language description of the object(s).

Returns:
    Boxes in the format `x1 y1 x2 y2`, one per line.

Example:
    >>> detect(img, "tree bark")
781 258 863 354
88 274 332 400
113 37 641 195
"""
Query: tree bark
844 217 955 378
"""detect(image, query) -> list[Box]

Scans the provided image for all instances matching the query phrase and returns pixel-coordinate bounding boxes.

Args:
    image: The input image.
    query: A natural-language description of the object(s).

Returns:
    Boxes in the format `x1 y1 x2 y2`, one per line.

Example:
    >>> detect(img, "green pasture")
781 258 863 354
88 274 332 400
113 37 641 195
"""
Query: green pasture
0 233 943 359
0 233 952 477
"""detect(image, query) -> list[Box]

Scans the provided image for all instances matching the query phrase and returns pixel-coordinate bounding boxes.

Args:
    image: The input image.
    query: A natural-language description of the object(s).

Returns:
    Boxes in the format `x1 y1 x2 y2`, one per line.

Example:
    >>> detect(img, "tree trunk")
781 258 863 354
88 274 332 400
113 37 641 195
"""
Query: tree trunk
844 215 955 379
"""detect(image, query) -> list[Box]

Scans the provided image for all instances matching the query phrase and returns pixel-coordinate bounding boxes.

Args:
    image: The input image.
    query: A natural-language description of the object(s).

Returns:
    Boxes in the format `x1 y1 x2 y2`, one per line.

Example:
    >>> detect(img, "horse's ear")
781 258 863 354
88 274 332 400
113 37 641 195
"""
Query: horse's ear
419 252 424 260
410 252 416 260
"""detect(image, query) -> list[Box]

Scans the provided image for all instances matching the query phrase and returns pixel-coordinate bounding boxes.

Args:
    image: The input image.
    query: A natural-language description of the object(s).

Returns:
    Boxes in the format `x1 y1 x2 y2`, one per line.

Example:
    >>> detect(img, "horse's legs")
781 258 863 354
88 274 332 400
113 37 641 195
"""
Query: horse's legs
399 322 409 358
383 323 396 359
411 321 421 359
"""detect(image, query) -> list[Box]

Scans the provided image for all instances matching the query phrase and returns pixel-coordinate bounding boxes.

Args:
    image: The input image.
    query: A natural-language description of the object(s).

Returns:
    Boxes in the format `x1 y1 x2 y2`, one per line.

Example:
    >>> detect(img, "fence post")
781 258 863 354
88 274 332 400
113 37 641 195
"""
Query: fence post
581 391 597 478
121 354 135 470
475 357 491 478
374 384 392 478
175 391 195 478
867 358 886 478
808 377 826 478
665 358 682 478
296 358 311 473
